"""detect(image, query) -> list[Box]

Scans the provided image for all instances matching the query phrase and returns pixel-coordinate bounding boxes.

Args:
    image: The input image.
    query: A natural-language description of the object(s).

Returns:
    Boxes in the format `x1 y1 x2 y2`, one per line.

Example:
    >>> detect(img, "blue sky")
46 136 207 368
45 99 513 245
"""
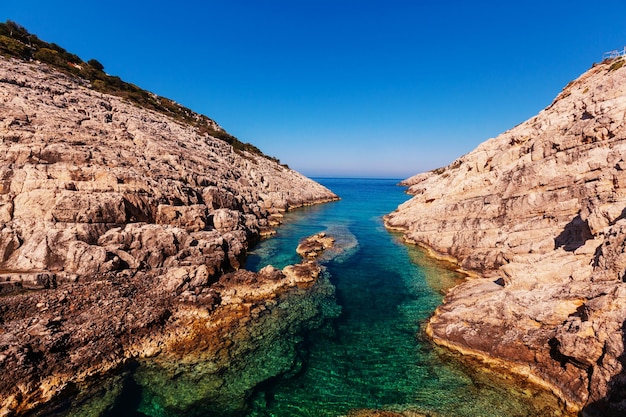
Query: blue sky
3 1 626 178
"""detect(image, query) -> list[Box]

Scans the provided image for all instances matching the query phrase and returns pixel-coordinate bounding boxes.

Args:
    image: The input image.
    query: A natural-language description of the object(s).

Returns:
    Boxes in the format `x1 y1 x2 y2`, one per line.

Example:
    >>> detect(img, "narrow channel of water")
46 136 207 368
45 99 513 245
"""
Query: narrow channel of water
245 178 564 417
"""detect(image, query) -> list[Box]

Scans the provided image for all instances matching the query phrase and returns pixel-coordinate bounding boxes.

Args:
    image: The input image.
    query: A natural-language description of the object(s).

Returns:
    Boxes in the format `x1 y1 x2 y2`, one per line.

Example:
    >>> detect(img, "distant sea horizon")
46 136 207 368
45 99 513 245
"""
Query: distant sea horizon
310 176 407 182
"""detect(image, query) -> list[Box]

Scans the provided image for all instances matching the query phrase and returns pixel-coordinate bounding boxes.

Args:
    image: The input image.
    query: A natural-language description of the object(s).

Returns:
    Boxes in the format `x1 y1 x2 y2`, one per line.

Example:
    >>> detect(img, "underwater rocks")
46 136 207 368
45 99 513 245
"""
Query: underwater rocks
0 231 340 416
346 410 431 417
0 54 338 416
0 254 339 417
386 57 626 415
132 260 339 417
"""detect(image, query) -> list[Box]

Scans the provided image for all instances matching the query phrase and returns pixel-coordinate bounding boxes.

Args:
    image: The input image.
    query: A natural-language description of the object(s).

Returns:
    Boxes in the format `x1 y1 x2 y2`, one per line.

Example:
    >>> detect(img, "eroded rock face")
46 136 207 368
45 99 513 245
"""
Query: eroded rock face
132 261 339 417
0 56 337 279
385 58 626 415
0 55 338 416
0 256 340 417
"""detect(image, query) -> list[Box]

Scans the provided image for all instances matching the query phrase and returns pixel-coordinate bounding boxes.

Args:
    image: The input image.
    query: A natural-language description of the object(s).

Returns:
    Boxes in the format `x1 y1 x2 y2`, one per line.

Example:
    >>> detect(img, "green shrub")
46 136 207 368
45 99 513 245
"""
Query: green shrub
0 21 30 43
87 58 104 72
609 59 625 72
0 20 284 165
34 47 62 65
0 35 31 58
92 79 106 91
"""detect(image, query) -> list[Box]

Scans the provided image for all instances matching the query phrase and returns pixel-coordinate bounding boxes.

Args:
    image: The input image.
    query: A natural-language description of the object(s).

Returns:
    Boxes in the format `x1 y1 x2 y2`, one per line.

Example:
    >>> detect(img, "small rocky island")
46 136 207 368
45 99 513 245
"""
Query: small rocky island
386 56 626 415
296 232 335 258
0 23 340 416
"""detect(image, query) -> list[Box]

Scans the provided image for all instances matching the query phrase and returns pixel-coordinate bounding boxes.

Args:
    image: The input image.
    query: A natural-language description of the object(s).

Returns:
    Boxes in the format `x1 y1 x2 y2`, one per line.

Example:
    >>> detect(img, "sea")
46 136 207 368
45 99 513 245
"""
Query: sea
243 177 564 417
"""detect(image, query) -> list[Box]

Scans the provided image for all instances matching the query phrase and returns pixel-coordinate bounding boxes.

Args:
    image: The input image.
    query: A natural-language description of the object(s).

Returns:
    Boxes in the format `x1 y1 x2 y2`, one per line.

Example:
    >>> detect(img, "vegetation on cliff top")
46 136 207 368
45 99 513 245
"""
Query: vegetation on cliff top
0 20 283 164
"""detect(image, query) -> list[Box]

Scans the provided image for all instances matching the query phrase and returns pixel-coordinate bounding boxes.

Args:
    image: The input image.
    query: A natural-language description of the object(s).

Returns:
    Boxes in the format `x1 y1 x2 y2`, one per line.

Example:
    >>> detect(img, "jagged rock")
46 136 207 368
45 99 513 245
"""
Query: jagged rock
0 54 338 416
132 261 339 417
385 57 626 415
296 232 335 258
202 185 241 210
211 208 245 233
155 204 209 232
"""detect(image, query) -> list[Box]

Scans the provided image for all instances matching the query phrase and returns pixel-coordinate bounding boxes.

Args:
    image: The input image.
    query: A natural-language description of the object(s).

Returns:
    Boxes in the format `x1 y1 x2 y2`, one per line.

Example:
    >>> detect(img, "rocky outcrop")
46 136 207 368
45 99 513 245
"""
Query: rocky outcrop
385 57 626 415
0 243 340 417
0 54 338 416
296 232 335 258
131 260 339 417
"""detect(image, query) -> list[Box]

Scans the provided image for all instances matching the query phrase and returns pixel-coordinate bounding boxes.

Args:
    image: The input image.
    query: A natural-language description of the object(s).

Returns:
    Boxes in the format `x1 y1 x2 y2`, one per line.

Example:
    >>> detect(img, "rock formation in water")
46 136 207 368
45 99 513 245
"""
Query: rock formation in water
0 34 339 415
385 57 626 416
296 232 335 258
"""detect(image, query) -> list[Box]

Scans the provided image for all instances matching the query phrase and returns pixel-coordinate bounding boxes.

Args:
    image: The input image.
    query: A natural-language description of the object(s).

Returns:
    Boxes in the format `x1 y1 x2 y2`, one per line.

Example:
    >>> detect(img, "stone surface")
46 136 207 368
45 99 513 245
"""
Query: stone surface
0 55 338 416
385 57 626 415
132 259 339 417
296 232 335 258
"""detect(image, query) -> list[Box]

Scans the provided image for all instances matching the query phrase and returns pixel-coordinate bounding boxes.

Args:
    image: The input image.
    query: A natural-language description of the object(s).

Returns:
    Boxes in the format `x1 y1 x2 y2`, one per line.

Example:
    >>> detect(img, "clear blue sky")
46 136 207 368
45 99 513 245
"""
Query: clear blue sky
3 1 626 178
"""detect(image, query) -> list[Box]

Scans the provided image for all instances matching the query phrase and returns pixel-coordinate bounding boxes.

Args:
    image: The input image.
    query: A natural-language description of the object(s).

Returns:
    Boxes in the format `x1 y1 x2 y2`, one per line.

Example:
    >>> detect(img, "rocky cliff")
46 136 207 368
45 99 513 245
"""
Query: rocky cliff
0 52 338 416
385 57 626 416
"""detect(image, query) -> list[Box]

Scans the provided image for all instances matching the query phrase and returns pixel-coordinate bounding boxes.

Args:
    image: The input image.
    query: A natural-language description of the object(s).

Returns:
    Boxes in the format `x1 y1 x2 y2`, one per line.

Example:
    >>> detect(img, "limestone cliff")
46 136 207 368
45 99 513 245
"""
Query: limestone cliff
385 57 626 416
0 52 338 416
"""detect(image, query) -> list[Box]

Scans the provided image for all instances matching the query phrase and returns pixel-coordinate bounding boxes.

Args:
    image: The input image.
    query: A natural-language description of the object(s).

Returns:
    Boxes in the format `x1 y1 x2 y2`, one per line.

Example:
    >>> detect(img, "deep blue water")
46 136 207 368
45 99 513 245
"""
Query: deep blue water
245 178 561 417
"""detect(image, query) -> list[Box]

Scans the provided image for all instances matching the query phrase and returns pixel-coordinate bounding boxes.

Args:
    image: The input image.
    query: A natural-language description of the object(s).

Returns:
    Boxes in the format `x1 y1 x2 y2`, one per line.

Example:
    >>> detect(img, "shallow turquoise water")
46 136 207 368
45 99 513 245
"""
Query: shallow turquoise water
245 178 561 417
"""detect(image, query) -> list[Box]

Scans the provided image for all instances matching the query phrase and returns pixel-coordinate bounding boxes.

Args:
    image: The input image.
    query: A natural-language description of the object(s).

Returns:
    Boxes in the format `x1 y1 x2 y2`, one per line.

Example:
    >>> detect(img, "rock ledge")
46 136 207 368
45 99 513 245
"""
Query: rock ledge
0 54 338 416
386 57 626 416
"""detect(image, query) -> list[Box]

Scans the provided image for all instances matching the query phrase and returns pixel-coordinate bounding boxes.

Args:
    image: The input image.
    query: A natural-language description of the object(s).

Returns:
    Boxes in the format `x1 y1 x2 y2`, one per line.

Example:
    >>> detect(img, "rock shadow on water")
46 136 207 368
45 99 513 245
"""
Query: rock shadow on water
104 368 150 417
22 363 149 417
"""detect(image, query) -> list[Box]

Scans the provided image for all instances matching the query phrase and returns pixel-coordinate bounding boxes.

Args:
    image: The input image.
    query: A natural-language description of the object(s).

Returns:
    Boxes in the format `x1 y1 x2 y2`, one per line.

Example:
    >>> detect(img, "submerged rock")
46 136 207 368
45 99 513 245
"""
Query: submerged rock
385 57 626 415
0 53 339 416
133 261 339 417
347 411 430 417
0 259 339 417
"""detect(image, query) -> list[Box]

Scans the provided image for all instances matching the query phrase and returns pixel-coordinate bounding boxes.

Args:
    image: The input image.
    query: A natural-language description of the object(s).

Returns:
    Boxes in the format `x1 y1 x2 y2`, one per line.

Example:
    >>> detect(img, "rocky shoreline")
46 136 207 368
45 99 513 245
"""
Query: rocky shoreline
0 55 339 416
385 57 626 416
2 256 340 417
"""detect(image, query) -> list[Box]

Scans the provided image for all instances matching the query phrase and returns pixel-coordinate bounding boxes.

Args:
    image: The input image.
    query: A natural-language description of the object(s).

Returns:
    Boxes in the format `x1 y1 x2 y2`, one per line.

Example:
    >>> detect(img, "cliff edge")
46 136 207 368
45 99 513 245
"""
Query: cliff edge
0 38 338 415
385 57 626 415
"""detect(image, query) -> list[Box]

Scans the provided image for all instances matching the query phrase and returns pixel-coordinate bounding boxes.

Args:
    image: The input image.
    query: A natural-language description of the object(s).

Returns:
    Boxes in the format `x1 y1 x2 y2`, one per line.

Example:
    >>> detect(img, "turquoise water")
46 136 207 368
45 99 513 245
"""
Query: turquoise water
245 178 562 417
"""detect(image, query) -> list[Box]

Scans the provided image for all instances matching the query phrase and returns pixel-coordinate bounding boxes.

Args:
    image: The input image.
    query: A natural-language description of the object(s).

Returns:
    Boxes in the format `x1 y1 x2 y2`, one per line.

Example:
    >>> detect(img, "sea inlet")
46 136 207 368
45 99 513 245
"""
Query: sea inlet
108 178 564 417
244 178 564 417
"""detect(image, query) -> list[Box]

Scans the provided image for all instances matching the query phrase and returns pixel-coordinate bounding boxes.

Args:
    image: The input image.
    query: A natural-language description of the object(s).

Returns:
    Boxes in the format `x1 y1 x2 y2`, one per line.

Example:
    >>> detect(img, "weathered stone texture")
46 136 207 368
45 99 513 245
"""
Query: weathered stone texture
0 56 338 416
385 58 626 415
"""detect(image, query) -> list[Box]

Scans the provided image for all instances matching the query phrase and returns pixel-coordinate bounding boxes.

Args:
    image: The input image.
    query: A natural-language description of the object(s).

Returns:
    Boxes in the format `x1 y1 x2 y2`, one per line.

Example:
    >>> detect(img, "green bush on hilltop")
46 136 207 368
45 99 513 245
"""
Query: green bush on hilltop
0 20 279 164
609 58 625 72
0 35 30 59
87 58 104 72
0 21 33 48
